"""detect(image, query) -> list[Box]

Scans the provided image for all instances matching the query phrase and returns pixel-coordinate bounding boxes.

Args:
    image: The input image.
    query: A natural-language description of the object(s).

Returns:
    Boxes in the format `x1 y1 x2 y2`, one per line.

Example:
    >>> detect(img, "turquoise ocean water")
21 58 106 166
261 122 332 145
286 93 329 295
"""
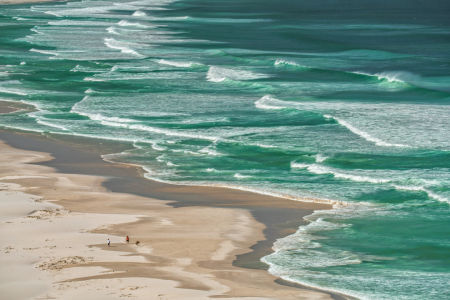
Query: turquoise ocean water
1 0 449 298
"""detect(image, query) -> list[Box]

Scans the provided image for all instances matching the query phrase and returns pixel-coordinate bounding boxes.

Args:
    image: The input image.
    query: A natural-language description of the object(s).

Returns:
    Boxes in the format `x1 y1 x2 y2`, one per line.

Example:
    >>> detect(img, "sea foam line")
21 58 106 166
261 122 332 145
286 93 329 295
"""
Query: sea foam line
291 162 391 184
324 115 411 148
104 38 145 58
158 59 196 68
142 172 345 206
207 66 271 82
274 59 309 69
117 20 150 28
96 119 220 142
29 48 58 56
0 87 28 96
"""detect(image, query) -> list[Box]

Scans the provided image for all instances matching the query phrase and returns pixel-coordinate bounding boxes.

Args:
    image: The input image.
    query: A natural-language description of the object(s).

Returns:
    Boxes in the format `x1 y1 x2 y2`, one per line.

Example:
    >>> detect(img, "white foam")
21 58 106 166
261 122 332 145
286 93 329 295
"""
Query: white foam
314 154 329 163
233 173 252 179
158 59 195 68
29 48 58 56
47 20 111 26
132 10 147 17
291 162 391 184
83 77 106 82
290 162 310 169
206 168 217 172
30 28 43 34
274 59 308 68
324 115 411 148
35 119 69 131
256 143 277 148
151 142 166 151
71 103 137 123
0 87 28 96
97 120 219 142
350 70 417 85
117 20 149 28
166 161 179 166
104 38 144 58
255 95 286 110
141 173 343 207
71 65 108 73
106 26 120 35
198 146 221 156
206 66 270 82
42 6 113 18
393 185 449 204
375 71 410 83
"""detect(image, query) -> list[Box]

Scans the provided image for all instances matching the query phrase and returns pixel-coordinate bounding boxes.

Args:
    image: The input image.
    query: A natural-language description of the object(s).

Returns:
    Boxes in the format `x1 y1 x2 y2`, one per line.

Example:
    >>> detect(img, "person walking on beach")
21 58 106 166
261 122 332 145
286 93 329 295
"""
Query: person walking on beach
126 236 129 243
107 239 110 247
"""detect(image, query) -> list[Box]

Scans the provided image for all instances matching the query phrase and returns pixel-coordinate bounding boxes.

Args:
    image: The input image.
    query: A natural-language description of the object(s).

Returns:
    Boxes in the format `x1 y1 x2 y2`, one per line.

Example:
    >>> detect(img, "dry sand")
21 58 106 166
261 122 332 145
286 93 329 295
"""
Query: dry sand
0 138 342 299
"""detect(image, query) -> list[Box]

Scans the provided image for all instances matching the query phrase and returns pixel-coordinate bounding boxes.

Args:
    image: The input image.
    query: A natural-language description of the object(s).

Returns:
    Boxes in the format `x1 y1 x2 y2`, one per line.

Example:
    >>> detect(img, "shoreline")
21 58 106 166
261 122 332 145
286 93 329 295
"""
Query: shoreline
0 128 351 299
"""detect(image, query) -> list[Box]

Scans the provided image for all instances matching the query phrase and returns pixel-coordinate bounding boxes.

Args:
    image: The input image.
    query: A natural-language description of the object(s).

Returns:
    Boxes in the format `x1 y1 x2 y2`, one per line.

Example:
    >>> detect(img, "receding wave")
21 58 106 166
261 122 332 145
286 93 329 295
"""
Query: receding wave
142 173 345 206
35 118 69 131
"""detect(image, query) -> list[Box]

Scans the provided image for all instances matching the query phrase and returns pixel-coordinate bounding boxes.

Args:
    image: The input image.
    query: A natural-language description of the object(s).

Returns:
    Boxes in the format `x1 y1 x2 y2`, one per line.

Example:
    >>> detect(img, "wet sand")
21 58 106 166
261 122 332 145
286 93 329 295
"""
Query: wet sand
0 129 350 299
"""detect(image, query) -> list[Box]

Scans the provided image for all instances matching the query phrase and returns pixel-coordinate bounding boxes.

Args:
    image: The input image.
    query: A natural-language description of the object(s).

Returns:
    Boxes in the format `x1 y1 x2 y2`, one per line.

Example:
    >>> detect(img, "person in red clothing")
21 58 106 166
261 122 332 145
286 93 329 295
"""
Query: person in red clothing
126 236 129 243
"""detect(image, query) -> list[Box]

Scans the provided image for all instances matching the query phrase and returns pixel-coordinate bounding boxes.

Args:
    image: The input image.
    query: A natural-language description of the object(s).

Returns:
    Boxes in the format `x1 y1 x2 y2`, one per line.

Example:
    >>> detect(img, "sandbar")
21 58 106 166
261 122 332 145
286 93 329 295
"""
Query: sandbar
0 129 350 300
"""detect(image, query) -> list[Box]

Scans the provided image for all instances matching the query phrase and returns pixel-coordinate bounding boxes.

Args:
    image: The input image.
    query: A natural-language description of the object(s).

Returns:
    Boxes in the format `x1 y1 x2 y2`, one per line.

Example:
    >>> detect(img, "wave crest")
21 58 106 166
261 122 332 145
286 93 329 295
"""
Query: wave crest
206 66 270 82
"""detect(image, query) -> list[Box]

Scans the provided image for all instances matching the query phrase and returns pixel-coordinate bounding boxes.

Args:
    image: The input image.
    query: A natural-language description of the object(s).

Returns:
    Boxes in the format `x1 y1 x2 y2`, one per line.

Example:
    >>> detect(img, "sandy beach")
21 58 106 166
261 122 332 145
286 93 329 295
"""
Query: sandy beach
0 129 347 300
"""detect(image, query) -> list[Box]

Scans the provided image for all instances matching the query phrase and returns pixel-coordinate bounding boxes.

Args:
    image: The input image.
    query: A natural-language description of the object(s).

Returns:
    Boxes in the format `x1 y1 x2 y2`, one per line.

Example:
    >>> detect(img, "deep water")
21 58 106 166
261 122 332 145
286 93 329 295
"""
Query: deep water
0 0 449 299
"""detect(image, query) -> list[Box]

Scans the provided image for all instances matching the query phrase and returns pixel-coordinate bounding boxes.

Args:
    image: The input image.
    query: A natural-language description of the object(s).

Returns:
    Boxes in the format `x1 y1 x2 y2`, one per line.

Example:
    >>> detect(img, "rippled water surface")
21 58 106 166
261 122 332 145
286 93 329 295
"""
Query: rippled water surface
1 0 449 299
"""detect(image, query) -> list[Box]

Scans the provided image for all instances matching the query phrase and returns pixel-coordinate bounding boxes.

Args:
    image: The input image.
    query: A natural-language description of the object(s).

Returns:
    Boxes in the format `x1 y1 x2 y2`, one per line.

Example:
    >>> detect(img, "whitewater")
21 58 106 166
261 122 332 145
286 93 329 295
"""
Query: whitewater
0 0 449 299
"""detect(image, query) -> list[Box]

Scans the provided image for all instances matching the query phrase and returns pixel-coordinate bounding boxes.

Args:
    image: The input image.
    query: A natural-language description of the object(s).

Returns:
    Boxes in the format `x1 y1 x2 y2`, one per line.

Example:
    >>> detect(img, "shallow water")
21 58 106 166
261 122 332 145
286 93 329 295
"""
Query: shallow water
0 0 449 299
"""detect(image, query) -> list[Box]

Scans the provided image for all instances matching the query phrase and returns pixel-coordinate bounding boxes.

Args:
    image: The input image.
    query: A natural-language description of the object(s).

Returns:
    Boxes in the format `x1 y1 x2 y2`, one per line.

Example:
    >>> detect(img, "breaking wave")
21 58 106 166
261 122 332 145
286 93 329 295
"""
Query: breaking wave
104 38 145 57
324 115 411 148
206 66 271 82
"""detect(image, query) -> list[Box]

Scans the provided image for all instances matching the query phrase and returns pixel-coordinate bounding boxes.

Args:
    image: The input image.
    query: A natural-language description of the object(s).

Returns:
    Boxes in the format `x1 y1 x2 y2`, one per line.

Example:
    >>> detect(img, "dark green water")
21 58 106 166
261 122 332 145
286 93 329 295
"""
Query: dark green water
0 0 449 298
